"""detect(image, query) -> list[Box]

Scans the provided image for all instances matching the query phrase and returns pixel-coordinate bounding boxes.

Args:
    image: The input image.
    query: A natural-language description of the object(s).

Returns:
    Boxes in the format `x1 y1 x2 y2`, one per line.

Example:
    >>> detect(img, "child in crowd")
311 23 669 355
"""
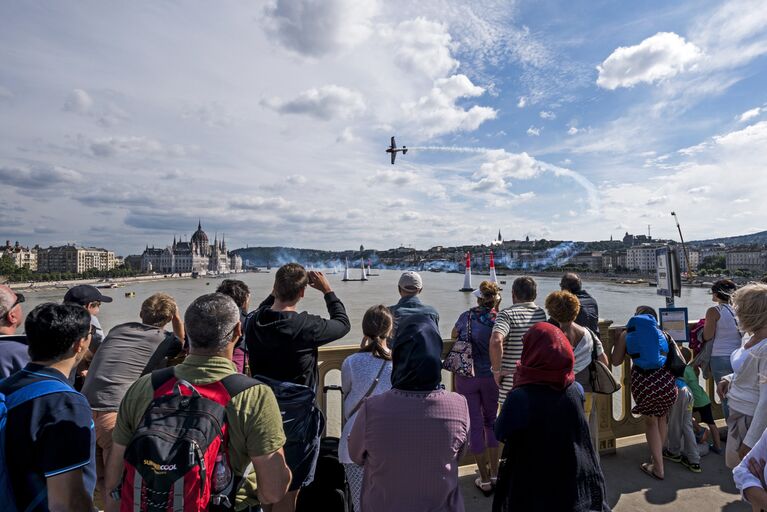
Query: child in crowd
664 374 702 473
683 363 722 454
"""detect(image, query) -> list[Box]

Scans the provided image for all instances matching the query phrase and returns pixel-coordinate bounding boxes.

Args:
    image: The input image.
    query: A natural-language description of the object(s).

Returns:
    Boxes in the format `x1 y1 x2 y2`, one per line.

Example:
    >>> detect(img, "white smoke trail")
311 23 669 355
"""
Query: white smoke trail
406 146 494 154
402 145 601 213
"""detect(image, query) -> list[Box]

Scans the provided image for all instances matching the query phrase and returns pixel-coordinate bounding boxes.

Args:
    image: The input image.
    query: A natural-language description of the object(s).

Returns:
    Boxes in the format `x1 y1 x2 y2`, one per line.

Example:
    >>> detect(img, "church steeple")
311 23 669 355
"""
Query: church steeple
198 219 202 231
497 230 502 242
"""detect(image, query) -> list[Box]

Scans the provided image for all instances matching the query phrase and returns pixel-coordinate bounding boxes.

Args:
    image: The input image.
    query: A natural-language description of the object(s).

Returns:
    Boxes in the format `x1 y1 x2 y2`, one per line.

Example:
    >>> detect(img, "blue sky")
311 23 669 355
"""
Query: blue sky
1 0 766 255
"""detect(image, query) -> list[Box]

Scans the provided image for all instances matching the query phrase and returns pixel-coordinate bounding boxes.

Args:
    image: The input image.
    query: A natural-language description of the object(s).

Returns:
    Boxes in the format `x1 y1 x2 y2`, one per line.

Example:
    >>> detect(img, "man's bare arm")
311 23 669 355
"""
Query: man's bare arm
251 448 291 505
47 468 95 512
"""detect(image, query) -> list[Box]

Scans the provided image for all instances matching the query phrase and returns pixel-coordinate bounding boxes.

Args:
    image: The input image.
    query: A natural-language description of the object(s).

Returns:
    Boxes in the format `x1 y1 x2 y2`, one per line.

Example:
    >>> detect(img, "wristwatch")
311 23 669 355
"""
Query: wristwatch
110 485 122 502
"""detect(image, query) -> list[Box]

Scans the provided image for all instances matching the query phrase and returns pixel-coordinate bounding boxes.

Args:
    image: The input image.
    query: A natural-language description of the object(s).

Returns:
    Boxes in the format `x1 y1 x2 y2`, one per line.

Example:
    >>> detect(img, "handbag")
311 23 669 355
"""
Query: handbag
586 328 621 395
442 310 475 377
663 332 686 378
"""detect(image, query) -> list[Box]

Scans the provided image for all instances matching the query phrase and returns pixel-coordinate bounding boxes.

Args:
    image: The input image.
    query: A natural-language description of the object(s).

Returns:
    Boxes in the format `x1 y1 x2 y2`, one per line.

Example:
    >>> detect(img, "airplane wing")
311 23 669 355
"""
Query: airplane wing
391 151 396 164
390 136 396 148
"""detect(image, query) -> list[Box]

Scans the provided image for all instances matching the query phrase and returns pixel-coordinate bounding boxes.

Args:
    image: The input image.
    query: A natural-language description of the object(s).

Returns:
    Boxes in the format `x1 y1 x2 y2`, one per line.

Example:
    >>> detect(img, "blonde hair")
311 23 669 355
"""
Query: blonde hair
140 293 176 327
545 290 581 324
360 305 393 360
732 283 767 334
476 280 502 309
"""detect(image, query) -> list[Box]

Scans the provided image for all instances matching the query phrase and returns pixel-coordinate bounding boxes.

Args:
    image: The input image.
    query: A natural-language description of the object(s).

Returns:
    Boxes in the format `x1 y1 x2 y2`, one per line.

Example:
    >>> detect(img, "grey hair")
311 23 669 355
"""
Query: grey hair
0 286 16 327
184 293 240 353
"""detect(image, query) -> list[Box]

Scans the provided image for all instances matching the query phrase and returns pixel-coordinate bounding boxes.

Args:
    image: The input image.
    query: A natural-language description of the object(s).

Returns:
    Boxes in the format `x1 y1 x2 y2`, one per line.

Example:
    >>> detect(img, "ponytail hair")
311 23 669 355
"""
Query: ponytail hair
360 304 393 360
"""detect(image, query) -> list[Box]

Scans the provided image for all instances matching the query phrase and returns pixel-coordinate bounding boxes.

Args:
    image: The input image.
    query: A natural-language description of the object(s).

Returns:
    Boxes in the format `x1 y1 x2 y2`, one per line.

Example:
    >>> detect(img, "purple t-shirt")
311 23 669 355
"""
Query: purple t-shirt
348 388 469 512
453 308 495 377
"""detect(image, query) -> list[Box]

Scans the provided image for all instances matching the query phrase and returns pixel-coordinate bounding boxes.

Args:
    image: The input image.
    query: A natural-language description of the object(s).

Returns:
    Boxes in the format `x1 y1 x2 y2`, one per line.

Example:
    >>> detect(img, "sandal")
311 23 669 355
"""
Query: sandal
640 462 664 480
475 477 493 497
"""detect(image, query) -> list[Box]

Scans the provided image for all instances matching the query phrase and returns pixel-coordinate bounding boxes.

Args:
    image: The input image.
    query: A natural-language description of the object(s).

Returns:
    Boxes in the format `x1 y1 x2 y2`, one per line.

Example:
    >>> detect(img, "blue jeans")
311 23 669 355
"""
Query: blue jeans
710 355 733 419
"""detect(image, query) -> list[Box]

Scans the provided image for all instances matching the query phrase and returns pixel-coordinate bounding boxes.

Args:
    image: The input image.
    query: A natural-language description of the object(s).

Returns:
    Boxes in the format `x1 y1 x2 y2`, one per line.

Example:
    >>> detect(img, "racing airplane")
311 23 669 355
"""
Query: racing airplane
385 136 407 164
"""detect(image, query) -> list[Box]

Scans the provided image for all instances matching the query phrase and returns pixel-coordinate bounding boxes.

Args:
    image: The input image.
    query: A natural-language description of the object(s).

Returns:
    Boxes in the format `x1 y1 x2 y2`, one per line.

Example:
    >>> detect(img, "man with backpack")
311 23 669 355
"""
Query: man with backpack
246 264 350 512
81 292 185 503
559 272 600 333
0 302 96 511
104 293 291 512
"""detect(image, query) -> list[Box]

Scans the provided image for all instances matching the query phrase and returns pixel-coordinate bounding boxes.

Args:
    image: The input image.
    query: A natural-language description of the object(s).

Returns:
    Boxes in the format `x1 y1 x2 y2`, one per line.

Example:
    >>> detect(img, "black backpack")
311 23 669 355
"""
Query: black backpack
252 375 325 486
120 368 258 512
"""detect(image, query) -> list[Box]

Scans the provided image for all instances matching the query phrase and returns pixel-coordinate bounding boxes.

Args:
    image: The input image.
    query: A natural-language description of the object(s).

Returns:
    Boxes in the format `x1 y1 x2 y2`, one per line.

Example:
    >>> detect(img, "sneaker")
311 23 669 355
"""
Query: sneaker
709 445 723 455
681 456 702 473
662 449 682 462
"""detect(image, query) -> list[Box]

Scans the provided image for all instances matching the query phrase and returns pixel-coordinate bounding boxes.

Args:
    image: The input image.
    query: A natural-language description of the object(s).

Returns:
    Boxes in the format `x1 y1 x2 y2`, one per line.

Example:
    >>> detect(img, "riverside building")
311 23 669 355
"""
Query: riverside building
140 221 242 275
37 245 115 273
2 240 38 271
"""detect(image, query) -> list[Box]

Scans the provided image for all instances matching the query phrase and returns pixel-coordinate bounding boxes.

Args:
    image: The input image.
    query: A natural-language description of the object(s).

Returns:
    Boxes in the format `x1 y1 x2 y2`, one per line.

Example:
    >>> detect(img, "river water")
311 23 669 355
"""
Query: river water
18 270 715 342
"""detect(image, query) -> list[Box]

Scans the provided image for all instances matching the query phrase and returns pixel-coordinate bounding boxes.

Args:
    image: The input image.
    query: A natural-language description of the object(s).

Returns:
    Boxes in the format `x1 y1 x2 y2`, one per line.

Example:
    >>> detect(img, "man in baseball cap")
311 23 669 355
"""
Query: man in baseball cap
64 285 112 387
388 271 440 346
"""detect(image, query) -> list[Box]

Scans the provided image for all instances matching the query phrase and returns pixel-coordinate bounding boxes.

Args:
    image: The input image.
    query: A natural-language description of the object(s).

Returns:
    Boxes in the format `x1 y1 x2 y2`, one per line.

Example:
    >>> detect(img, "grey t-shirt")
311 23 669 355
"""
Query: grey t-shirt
82 322 182 410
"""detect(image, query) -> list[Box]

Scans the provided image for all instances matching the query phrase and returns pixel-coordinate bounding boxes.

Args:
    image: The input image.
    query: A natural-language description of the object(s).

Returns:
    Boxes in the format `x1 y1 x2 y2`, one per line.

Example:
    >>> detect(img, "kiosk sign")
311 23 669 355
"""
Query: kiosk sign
656 247 672 298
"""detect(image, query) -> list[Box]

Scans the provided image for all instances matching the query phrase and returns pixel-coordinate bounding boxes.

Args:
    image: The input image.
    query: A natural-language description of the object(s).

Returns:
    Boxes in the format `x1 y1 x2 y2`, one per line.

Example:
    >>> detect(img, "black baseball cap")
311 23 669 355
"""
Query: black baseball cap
63 284 113 305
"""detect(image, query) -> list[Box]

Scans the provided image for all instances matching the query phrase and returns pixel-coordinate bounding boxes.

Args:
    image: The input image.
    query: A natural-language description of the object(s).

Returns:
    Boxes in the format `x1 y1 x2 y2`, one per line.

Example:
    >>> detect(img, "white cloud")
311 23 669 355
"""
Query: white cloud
539 110 555 120
63 89 94 113
262 85 366 121
336 127 357 143
738 107 763 123
230 196 291 210
517 96 527 108
263 0 377 57
384 17 458 79
567 126 579 135
285 175 307 185
375 169 417 185
402 75 496 137
87 136 189 158
0 163 83 189
526 126 541 136
597 32 703 89
714 120 767 147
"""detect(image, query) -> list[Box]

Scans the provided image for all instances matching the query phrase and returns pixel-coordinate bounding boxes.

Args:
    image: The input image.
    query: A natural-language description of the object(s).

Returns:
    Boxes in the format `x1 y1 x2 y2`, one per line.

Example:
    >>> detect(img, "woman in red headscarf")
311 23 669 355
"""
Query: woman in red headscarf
492 322 610 512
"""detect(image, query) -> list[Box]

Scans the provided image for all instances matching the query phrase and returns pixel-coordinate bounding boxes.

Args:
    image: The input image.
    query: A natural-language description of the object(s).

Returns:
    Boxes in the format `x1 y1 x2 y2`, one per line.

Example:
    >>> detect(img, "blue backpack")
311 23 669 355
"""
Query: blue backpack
625 314 669 370
0 378 78 512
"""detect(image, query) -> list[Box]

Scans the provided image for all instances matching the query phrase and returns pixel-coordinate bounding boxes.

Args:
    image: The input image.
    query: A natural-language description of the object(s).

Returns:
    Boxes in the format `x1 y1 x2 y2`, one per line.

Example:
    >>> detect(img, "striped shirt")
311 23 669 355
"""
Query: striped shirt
492 302 547 402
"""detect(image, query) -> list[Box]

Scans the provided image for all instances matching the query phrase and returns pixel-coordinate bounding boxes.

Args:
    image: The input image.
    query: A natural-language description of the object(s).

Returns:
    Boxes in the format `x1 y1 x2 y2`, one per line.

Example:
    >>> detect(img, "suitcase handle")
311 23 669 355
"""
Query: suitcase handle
323 385 342 395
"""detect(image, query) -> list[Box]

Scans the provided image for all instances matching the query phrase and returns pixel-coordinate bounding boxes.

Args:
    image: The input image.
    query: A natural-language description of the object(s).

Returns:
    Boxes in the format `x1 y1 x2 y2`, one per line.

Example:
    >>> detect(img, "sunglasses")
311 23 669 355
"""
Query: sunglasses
10 293 25 310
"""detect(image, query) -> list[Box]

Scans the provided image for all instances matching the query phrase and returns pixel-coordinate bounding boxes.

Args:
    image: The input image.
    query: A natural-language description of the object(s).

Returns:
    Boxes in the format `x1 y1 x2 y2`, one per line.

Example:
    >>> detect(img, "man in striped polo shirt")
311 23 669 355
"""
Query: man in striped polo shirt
489 276 547 403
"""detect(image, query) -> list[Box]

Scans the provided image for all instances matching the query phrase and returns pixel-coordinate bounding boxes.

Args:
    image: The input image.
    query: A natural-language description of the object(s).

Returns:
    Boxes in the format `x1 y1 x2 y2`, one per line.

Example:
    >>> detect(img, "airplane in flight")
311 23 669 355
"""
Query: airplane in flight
385 136 407 164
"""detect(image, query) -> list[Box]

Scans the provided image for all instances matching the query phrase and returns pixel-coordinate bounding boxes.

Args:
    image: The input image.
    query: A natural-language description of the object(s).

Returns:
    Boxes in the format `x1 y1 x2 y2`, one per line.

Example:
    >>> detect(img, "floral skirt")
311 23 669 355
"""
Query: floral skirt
630 365 677 417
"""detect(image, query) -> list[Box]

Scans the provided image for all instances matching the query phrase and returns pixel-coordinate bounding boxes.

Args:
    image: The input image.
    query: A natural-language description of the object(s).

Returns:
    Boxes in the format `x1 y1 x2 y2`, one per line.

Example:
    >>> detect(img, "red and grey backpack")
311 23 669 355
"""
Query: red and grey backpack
119 367 258 512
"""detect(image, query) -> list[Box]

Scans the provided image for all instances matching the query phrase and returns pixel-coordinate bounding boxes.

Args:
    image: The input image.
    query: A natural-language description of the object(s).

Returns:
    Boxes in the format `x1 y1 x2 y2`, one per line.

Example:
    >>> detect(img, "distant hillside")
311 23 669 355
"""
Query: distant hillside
692 230 767 246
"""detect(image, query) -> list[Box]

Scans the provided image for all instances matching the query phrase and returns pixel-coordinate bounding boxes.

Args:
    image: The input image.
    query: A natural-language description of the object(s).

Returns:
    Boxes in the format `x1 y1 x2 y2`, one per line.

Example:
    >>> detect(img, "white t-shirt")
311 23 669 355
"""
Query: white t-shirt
573 328 605 375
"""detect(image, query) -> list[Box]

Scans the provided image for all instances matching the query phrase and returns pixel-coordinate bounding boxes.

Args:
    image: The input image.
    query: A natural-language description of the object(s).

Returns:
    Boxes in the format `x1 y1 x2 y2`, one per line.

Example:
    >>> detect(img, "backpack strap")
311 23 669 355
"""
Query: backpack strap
150 367 176 391
220 373 261 399
4 379 76 410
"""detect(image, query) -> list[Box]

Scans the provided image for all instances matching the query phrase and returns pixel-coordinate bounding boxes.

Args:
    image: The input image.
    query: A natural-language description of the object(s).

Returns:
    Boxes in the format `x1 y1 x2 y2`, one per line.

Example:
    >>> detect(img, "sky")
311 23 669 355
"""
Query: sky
1 0 766 256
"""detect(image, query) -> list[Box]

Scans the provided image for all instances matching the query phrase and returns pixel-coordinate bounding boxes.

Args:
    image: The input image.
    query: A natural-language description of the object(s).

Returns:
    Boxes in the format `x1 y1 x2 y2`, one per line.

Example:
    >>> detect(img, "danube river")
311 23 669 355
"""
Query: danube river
19 270 715 342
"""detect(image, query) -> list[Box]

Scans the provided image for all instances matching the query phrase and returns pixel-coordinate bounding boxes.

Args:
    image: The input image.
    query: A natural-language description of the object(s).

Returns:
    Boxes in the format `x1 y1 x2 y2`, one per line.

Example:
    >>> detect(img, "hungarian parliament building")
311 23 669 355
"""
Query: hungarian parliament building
140 221 242 274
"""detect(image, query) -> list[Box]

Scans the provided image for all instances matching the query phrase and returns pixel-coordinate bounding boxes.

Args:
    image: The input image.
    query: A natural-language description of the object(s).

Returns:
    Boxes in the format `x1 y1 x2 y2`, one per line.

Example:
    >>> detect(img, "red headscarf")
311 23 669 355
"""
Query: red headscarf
513 322 575 390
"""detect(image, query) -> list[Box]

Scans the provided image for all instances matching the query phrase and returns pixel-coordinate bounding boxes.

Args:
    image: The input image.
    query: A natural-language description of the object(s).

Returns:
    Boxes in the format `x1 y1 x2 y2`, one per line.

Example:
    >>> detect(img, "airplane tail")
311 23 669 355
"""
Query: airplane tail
402 147 408 154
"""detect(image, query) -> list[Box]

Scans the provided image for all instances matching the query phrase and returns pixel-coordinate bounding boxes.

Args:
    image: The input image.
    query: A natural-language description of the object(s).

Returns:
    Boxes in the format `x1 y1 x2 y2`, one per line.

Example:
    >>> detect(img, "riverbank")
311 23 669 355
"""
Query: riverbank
8 273 195 292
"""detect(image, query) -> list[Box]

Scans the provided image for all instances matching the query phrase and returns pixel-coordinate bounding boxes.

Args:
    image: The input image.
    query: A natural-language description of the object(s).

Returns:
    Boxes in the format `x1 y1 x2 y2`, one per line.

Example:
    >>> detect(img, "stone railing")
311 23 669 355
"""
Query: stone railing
317 320 721 455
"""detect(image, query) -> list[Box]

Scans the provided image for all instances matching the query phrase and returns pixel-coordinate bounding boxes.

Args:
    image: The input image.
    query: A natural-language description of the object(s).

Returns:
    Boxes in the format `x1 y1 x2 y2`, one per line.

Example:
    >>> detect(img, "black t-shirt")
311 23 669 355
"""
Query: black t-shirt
246 293 351 391
0 364 96 511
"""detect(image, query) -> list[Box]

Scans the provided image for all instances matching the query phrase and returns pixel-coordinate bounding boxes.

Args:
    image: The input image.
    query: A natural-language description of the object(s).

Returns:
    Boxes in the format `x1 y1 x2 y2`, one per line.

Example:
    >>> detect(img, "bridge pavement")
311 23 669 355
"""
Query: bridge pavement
460 434 750 511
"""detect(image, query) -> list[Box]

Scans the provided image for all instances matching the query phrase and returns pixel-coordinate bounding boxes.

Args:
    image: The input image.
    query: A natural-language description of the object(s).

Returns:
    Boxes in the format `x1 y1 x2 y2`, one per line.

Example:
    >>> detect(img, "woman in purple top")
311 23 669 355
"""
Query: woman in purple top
348 314 470 512
451 280 501 495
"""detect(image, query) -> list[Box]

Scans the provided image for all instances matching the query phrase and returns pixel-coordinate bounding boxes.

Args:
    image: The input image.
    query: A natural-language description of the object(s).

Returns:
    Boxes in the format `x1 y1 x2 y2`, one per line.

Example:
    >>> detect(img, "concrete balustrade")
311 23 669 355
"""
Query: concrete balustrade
316 319 722 456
